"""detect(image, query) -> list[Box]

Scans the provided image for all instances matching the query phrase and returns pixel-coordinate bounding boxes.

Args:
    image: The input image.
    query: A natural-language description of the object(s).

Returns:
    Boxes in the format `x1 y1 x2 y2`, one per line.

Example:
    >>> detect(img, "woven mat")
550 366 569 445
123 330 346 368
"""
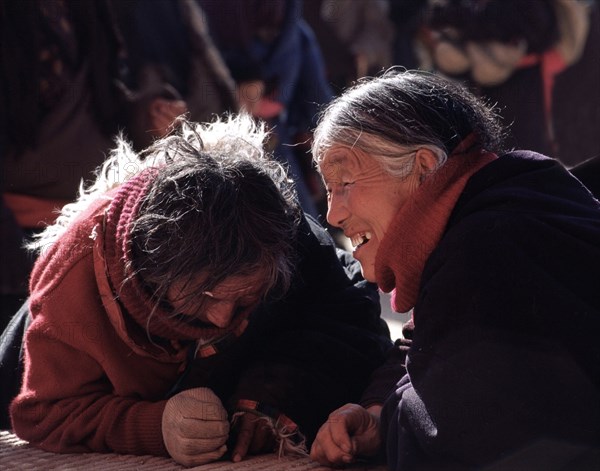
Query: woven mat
0 431 386 470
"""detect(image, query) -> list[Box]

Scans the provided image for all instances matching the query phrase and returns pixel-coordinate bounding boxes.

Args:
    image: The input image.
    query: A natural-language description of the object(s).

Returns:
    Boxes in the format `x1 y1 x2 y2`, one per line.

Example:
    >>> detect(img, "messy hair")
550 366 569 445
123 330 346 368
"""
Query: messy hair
30 114 301 306
312 69 506 179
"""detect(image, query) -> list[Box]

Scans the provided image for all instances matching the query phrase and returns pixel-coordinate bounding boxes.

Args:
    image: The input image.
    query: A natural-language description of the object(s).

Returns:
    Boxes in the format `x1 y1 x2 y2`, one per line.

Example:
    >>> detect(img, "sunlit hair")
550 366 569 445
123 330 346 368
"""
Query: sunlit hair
312 68 506 179
29 114 302 311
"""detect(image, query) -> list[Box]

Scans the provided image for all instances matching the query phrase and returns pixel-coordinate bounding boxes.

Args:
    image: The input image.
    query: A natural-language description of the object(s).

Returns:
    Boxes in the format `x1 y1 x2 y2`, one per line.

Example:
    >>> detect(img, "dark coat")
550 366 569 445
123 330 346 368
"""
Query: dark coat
571 155 600 200
175 214 392 444
380 151 600 470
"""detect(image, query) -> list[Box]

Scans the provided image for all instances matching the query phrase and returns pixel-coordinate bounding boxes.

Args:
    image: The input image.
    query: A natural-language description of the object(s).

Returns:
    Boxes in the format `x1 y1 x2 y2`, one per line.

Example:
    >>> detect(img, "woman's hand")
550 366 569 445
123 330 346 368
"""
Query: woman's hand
310 403 382 466
161 387 230 466
149 97 188 137
231 412 276 462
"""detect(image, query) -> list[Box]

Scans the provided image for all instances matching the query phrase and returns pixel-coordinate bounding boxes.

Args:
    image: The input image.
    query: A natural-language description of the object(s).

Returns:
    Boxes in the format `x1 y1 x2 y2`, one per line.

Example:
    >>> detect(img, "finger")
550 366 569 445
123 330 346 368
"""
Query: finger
176 444 228 467
231 413 257 462
310 435 326 463
176 417 230 439
177 397 229 422
311 435 349 465
325 410 354 455
176 434 229 455
249 420 275 454
310 422 353 465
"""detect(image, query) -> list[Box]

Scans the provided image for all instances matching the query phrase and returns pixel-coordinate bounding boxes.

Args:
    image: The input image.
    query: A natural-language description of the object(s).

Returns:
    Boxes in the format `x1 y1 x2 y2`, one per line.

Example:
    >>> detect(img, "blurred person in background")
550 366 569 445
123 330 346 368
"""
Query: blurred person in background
423 0 600 167
199 0 334 219
303 0 396 90
0 0 239 332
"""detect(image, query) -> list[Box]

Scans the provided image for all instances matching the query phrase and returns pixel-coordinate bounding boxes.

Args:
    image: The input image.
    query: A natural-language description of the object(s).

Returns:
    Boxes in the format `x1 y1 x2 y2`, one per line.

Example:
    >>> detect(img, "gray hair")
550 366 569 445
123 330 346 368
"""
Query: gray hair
129 115 302 308
31 114 301 309
312 69 506 178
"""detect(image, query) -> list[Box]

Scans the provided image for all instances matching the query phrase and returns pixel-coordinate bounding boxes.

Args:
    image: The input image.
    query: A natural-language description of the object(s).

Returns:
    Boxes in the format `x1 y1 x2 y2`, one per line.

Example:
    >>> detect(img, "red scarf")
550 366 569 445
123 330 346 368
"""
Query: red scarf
374 136 497 314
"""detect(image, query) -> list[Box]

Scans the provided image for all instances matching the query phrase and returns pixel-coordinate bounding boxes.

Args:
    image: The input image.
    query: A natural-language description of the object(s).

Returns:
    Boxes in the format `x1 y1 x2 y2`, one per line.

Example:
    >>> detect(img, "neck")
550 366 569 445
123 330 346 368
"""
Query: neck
374 139 497 314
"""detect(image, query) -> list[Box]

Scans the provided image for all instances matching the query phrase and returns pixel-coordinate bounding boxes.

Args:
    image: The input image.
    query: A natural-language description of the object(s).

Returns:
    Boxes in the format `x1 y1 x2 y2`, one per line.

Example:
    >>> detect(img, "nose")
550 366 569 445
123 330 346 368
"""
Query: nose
326 189 349 228
205 301 237 328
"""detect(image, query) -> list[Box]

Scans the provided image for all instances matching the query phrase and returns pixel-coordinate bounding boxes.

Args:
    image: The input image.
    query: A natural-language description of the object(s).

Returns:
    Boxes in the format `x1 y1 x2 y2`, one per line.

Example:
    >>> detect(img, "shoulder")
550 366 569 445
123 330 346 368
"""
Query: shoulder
437 196 600 276
426 148 600 299
420 183 600 327
450 150 600 226
29 197 111 300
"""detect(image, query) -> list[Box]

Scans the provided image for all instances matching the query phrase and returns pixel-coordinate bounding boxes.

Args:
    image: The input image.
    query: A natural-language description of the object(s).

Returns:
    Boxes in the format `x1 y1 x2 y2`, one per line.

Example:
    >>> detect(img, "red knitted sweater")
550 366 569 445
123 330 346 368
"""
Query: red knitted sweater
10 172 246 456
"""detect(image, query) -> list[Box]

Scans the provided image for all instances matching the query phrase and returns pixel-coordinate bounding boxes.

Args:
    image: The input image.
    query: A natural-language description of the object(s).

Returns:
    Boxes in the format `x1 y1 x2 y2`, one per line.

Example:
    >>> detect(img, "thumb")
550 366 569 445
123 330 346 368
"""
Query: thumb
348 412 381 457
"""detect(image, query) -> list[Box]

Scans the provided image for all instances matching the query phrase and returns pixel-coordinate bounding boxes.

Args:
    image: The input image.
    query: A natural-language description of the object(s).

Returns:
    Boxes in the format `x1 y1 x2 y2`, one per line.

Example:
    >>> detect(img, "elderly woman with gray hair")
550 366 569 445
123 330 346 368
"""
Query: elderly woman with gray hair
6 114 391 466
310 70 600 470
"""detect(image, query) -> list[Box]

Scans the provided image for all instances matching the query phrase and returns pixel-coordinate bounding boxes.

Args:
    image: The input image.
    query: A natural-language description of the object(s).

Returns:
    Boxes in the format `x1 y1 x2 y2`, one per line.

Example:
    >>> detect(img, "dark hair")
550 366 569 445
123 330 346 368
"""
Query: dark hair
313 69 506 177
128 116 301 312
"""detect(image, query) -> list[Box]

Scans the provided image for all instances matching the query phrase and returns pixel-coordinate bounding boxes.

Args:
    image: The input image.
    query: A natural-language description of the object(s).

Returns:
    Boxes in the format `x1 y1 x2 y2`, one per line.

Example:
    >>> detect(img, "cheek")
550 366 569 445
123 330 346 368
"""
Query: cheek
368 190 408 238
388 178 417 211
358 187 393 219
205 301 236 322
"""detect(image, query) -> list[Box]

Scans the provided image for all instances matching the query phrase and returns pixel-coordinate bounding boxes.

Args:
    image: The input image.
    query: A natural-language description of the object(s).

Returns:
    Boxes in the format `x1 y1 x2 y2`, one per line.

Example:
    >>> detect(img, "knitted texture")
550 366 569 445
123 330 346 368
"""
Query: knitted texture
374 136 497 313
103 169 249 341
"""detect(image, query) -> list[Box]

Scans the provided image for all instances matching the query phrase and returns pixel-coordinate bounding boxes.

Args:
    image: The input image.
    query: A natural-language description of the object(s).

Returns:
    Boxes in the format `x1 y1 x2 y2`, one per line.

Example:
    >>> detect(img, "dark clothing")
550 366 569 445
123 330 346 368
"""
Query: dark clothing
0 304 30 430
178 215 391 443
199 0 333 217
571 155 600 200
0 0 237 330
379 151 600 470
110 0 237 126
1 0 126 329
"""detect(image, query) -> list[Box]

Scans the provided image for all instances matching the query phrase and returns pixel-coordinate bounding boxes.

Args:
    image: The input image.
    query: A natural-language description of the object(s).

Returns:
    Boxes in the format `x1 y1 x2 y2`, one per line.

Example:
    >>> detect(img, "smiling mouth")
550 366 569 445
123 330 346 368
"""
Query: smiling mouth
350 232 372 249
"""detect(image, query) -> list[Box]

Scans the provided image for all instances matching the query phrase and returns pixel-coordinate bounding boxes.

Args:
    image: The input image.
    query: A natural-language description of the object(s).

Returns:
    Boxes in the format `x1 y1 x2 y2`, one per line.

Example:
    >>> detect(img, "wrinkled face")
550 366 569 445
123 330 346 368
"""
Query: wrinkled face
319 146 421 282
167 271 267 329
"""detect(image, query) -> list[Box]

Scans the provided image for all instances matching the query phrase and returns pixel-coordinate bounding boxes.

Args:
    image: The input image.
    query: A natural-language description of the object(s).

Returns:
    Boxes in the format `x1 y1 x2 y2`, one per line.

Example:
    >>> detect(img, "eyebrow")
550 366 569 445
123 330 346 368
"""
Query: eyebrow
203 285 262 300
323 155 348 168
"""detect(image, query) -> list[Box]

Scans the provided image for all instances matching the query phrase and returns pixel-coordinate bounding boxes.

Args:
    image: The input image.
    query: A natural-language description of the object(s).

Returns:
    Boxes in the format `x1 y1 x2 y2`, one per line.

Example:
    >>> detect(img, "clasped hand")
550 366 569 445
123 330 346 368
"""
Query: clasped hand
162 388 275 466
310 403 382 466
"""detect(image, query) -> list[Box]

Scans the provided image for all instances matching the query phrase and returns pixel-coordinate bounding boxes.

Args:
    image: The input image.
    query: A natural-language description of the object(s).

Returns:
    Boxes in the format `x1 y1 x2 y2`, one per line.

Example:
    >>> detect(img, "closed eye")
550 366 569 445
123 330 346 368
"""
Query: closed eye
325 181 354 194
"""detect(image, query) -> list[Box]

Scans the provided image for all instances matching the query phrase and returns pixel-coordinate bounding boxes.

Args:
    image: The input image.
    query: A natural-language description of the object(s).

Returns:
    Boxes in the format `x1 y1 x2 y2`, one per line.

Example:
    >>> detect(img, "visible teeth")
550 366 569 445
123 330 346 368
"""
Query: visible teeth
350 232 372 248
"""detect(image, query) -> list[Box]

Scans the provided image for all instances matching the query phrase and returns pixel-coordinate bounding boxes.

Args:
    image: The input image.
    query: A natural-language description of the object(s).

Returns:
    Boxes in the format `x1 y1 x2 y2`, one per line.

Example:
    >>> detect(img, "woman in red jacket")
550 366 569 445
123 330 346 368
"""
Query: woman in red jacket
8 114 302 465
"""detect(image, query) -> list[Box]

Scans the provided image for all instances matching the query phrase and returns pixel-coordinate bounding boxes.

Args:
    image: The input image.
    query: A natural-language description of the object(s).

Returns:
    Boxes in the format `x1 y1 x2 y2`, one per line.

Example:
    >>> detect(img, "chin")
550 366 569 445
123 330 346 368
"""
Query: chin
359 265 377 283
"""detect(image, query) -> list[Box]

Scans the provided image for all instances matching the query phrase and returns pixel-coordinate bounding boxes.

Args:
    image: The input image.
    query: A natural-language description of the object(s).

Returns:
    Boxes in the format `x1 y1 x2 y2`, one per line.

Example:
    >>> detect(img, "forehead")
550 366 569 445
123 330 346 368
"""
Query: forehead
172 270 268 299
319 146 380 181
212 272 267 296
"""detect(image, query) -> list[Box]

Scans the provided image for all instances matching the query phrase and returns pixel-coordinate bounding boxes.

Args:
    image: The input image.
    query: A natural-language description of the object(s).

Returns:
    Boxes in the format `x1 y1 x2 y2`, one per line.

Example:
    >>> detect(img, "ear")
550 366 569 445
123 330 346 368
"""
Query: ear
414 148 439 179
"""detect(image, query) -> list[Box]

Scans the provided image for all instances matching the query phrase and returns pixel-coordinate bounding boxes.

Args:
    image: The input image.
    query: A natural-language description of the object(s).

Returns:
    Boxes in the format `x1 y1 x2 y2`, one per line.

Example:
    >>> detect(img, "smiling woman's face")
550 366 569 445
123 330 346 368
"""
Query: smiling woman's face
319 146 421 282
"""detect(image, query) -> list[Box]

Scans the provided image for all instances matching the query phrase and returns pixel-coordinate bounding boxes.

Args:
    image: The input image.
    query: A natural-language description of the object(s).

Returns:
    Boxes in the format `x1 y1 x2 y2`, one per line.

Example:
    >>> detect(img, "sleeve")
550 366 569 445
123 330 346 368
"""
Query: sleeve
359 337 410 408
379 219 600 470
9 258 168 456
231 215 393 445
